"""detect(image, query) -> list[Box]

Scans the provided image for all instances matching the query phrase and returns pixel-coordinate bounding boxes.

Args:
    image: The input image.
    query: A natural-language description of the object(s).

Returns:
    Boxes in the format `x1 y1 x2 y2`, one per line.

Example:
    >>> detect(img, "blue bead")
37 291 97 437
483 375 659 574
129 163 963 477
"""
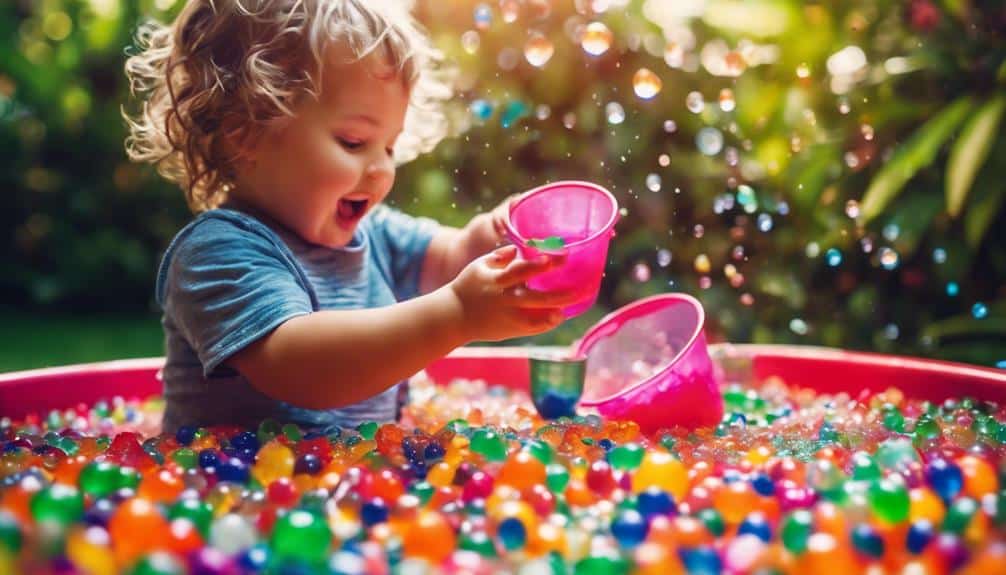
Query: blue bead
852 523 885 558
235 446 258 464
498 517 527 550
721 469 743 484
751 473 775 496
238 544 271 572
217 457 250 484
598 438 615 451
925 458 963 502
611 509 648 549
175 426 197 446
906 520 935 554
737 513 772 542
361 499 389 527
636 487 675 519
294 454 322 475
423 442 445 461
198 449 220 469
679 546 722 575
230 431 260 452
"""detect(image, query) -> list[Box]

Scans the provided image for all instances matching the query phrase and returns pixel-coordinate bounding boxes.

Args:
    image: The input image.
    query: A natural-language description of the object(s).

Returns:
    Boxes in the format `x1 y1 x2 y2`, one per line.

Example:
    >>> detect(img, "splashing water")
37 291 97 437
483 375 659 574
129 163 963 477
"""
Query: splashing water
524 35 554 67
581 22 613 56
632 68 662 99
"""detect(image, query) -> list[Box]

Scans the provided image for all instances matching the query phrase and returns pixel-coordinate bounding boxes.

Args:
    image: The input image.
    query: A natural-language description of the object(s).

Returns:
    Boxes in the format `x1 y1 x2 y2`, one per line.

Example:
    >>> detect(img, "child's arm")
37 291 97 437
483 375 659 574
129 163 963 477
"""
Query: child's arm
419 199 512 294
230 246 578 409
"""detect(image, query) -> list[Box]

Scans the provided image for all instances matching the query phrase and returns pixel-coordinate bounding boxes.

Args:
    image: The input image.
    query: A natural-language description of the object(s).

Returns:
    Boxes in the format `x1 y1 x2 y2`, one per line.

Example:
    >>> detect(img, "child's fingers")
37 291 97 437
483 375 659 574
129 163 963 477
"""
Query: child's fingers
495 254 554 286
486 245 518 268
503 286 584 309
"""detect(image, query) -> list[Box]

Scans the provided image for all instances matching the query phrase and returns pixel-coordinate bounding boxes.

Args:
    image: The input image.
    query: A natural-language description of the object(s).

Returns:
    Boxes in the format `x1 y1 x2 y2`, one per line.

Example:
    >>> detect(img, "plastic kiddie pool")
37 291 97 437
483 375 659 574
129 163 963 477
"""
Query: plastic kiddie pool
2 346 1006 422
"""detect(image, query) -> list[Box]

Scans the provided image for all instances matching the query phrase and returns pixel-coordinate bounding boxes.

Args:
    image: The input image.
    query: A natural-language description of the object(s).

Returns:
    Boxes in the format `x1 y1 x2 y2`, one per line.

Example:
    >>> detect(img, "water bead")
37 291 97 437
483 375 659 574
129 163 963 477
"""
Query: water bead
695 127 724 156
605 102 625 125
610 509 648 548
851 523 884 558
737 512 772 542
130 551 186 575
30 484 84 525
497 516 526 550
167 498 213 536
926 458 964 502
869 477 911 524
781 510 813 554
271 509 331 565
906 519 935 554
685 91 704 114
469 429 507 462
473 4 492 30
696 508 725 537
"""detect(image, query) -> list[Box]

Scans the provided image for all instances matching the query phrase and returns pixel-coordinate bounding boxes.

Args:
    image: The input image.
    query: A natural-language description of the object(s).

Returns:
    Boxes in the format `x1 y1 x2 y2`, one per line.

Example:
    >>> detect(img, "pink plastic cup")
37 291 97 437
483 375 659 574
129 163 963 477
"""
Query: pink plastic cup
504 180 619 318
574 293 723 432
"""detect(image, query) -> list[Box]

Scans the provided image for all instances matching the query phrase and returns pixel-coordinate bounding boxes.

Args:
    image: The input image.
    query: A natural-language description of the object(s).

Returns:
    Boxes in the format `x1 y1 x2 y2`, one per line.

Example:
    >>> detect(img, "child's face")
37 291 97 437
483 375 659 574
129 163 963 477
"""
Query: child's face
234 45 409 248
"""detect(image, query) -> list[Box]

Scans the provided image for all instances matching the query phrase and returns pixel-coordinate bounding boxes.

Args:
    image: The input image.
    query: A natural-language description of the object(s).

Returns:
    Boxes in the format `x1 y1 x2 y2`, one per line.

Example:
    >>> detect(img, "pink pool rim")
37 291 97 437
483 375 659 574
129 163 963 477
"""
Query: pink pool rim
3 345 1006 424
504 180 619 318
574 293 723 432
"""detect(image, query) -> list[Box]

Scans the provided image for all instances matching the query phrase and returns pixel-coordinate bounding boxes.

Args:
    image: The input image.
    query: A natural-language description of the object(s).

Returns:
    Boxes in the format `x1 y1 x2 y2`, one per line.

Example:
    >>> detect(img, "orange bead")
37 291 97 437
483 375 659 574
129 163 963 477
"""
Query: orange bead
52 455 88 486
137 468 184 504
957 455 999 499
813 502 848 540
108 497 171 566
564 478 596 508
909 487 946 525
165 518 204 555
632 541 686 575
713 480 758 525
426 462 455 488
371 469 405 502
670 516 713 547
528 522 567 557
959 542 1006 575
403 510 455 563
795 533 860 575
498 451 546 490
0 481 43 525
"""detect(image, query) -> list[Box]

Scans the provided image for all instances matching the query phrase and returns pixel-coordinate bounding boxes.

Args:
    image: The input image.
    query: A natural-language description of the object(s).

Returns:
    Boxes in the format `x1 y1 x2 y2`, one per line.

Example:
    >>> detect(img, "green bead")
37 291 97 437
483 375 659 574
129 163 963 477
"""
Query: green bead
117 467 141 489
0 512 22 552
851 452 881 481
459 531 497 557
545 463 569 493
168 498 213 536
943 497 978 534
913 416 942 441
607 443 644 471
410 481 434 504
875 438 920 470
658 434 676 452
356 422 378 441
574 551 629 575
130 551 186 575
446 419 470 435
525 439 553 464
257 419 281 443
697 508 725 537
470 429 507 462
868 478 910 524
883 409 905 432
282 423 304 441
78 461 120 498
56 437 79 456
30 485 84 525
781 510 813 554
723 386 745 408
271 509 332 565
171 448 198 470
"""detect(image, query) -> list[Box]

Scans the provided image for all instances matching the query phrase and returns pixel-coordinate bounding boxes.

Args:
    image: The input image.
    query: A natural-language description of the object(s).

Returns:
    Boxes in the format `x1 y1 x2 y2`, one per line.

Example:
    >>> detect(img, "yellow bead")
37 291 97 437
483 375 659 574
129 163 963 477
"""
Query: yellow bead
426 461 456 488
633 451 688 501
251 441 295 486
66 526 116 575
908 487 945 525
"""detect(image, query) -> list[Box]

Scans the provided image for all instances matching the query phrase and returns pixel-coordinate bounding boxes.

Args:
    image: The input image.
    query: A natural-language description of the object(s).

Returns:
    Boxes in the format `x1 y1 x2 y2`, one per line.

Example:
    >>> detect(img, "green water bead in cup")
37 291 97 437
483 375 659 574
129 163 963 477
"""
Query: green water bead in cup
0 512 22 552
130 551 186 575
168 498 214 537
545 463 570 493
781 510 814 554
526 236 566 250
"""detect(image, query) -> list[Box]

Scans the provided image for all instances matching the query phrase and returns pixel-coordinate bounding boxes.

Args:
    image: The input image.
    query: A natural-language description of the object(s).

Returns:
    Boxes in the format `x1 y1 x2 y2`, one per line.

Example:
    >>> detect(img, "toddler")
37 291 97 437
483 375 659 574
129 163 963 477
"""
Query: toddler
124 0 580 433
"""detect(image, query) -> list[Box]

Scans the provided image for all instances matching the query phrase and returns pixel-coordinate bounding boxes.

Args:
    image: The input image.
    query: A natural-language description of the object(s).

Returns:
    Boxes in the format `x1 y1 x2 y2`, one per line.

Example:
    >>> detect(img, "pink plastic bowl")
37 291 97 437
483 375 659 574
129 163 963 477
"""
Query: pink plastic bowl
575 293 723 432
504 180 619 318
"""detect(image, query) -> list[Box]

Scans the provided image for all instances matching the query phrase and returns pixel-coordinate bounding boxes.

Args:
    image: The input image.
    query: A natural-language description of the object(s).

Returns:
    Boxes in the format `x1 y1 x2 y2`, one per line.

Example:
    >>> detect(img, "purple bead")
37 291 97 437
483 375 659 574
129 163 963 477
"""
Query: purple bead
189 547 239 575
934 533 969 571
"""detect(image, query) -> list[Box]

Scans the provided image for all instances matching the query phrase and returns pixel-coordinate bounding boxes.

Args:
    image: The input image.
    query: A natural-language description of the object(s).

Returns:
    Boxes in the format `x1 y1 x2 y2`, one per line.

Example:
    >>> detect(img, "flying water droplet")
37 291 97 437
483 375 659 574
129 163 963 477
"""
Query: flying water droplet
932 248 947 264
694 254 711 274
696 127 723 156
633 262 651 282
658 154 670 167
685 91 705 114
605 101 625 124
756 213 773 232
462 30 481 54
470 99 493 121
500 100 528 128
663 120 677 133
500 0 520 23
474 4 492 30
879 247 900 270
632 68 662 99
825 248 842 267
645 173 661 192
718 89 735 112
581 22 613 56
657 249 672 267
524 35 554 67
790 318 809 335
972 302 988 319
845 200 860 219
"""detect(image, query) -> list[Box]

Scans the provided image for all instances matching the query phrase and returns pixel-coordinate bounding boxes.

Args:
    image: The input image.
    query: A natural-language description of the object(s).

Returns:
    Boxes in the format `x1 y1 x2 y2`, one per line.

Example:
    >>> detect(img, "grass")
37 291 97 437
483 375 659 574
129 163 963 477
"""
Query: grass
0 311 164 373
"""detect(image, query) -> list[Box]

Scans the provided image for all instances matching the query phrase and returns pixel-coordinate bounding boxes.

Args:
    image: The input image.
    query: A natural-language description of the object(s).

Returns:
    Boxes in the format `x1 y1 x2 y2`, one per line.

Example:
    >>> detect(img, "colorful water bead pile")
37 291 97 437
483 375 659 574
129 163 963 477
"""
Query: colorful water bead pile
2 375 1006 575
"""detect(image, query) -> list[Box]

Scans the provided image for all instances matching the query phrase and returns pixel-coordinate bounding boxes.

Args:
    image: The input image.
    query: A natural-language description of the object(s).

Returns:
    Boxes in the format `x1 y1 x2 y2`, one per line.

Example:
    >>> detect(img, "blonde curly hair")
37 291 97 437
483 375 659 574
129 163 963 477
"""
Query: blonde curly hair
123 0 450 212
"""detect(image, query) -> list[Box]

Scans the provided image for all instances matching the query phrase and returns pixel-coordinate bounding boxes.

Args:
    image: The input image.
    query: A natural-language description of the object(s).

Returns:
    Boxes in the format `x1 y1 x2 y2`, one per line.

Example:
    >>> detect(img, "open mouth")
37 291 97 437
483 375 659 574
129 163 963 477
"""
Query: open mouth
337 198 370 225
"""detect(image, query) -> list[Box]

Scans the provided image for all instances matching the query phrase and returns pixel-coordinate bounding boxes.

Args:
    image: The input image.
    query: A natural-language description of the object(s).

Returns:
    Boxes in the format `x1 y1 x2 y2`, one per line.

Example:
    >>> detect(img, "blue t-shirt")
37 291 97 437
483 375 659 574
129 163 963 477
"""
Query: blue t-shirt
155 202 439 434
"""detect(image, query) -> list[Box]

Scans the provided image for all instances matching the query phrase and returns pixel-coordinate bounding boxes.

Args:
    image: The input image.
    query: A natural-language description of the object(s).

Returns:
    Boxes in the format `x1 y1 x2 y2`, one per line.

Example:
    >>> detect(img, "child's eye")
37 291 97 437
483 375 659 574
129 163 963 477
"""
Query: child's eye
337 137 364 151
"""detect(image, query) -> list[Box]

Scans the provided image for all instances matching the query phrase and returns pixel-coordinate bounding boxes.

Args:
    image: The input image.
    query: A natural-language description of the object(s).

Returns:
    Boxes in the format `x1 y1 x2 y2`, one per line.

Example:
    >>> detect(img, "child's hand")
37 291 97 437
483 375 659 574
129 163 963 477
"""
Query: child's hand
448 245 581 341
488 193 522 247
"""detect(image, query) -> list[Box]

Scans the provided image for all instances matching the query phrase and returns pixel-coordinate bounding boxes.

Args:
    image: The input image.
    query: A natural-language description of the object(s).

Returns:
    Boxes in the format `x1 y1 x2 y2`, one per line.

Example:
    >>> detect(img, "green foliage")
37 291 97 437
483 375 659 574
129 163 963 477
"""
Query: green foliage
1 0 1005 367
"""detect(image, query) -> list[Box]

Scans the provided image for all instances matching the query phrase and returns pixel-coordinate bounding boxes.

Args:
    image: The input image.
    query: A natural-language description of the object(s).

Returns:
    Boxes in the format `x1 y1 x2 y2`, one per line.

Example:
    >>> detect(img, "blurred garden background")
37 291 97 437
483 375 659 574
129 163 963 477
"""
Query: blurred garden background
1 0 1004 372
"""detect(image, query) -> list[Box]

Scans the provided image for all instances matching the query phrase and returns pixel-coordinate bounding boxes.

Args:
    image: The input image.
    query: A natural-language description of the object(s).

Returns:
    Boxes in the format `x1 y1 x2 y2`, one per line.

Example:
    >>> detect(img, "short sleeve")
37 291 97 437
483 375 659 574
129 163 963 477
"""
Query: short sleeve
368 205 440 300
157 216 314 376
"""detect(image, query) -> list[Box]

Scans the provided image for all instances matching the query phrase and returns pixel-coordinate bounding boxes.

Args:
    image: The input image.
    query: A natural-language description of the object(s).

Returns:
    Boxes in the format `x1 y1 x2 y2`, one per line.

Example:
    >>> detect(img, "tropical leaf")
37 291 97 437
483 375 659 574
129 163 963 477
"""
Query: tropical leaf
964 176 1006 249
946 95 1006 217
859 97 974 222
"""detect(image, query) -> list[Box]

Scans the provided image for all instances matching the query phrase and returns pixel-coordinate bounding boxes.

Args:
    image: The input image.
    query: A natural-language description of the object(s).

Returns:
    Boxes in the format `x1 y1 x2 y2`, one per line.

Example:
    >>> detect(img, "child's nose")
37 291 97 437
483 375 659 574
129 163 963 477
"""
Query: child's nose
366 154 394 182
